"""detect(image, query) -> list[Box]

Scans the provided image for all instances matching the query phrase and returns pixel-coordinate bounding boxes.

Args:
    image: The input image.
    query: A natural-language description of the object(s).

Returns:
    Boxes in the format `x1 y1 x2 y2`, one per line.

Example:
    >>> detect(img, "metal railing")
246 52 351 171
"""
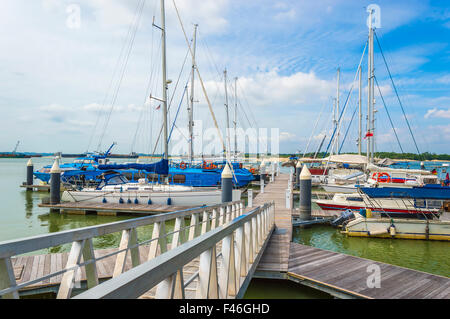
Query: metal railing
75 201 275 299
0 199 275 299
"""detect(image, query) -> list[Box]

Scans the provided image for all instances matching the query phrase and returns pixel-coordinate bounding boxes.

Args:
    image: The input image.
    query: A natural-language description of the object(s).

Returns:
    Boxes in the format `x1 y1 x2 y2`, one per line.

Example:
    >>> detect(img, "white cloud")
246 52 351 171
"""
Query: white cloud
279 131 297 142
425 108 450 119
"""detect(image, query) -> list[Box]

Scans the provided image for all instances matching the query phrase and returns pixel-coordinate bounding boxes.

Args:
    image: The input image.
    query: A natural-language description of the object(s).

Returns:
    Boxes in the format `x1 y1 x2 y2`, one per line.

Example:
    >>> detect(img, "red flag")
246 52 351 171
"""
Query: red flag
155 104 161 110
364 131 374 139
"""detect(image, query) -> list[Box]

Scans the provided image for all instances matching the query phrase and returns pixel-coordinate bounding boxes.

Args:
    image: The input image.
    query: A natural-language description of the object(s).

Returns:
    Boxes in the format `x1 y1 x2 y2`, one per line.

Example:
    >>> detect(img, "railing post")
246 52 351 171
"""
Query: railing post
211 208 219 230
239 202 244 216
245 221 254 264
256 213 262 248
218 234 236 298
226 205 232 224
156 216 186 299
82 238 99 289
0 257 19 299
234 226 246 286
57 240 85 299
188 213 201 241
251 217 258 256
201 211 211 235
113 228 140 278
148 222 168 260
196 245 219 299
219 206 226 226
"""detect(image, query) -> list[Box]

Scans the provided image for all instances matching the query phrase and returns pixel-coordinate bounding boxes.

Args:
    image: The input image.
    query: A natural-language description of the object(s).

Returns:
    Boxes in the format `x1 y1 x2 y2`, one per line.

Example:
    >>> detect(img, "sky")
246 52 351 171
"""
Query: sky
0 0 449 155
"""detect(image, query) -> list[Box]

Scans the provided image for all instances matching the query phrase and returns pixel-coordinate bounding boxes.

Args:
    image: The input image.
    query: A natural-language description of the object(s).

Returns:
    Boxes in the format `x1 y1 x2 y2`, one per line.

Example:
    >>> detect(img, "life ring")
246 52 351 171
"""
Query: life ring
250 168 256 174
372 172 391 183
203 161 216 170
180 162 187 170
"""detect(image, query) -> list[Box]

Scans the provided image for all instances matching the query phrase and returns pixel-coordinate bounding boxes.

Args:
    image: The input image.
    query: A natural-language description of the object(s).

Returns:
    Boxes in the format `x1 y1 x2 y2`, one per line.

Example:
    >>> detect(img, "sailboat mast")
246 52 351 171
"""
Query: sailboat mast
160 0 169 161
188 24 198 163
336 67 340 152
224 69 230 160
234 77 238 161
367 8 373 163
358 65 362 155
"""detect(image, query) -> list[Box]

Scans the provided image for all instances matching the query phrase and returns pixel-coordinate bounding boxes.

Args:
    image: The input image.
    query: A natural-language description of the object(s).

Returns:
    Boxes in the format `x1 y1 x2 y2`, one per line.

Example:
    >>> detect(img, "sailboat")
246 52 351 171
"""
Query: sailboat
319 8 438 195
61 0 241 206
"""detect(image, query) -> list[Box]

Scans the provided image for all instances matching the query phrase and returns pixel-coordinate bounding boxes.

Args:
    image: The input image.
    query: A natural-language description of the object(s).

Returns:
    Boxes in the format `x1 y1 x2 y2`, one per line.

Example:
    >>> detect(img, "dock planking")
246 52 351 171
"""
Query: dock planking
249 174 292 273
38 202 190 216
9 172 450 299
288 243 450 299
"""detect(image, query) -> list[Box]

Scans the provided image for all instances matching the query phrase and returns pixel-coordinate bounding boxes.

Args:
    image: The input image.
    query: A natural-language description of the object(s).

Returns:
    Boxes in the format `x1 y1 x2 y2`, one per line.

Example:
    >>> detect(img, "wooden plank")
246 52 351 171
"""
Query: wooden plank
287 243 450 299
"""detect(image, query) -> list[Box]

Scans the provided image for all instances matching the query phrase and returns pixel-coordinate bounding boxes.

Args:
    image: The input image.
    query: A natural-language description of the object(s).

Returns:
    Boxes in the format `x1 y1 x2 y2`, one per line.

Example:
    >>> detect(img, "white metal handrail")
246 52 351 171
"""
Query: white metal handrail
74 202 275 299
0 200 245 299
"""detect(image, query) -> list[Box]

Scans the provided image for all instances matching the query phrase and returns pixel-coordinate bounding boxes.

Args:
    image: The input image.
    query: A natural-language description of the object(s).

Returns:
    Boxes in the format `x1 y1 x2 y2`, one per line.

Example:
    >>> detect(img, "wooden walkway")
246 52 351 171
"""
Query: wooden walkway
11 245 203 299
251 174 292 273
38 202 189 216
287 243 450 299
9 173 450 299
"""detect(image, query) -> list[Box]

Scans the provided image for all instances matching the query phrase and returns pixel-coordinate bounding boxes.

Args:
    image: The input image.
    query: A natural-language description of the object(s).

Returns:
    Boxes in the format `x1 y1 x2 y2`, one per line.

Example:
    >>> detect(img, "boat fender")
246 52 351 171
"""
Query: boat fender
148 199 152 205
389 225 396 236
102 198 107 204
167 198 172 205
119 198 124 204
368 228 388 236
134 198 139 205
127 198 132 204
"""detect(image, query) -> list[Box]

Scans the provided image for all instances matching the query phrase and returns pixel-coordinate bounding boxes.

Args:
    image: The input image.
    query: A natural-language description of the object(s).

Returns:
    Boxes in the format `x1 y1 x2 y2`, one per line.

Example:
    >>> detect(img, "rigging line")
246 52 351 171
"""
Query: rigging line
323 41 368 158
97 0 146 152
86 0 145 153
374 31 421 157
303 102 327 158
374 76 404 154
168 79 190 144
338 105 357 154
149 46 191 158
172 0 226 156
130 24 160 154
237 81 258 128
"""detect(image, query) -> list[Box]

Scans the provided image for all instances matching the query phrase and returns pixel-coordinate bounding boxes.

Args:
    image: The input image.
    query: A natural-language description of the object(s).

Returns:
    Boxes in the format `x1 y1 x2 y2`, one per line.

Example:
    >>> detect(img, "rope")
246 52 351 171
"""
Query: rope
374 76 404 153
374 31 421 157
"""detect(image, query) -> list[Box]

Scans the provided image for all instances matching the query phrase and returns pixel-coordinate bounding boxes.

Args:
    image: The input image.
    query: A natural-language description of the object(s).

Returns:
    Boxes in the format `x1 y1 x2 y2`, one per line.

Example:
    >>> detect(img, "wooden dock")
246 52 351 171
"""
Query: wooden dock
251 173 450 299
38 202 189 216
251 174 292 274
5 172 450 299
287 243 450 299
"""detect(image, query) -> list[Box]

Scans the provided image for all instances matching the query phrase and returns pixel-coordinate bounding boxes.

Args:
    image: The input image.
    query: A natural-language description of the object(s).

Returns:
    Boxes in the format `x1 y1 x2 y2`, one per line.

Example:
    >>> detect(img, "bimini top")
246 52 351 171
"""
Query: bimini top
323 154 368 165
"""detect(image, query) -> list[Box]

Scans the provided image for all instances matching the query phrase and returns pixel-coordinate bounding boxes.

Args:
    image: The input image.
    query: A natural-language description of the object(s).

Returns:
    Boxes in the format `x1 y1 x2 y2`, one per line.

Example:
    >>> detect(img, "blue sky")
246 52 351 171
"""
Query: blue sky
0 0 449 155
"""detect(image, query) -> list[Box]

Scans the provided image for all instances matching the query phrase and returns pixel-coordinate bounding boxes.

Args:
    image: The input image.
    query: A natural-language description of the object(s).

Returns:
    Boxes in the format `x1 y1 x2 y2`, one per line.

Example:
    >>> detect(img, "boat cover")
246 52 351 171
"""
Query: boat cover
97 159 169 175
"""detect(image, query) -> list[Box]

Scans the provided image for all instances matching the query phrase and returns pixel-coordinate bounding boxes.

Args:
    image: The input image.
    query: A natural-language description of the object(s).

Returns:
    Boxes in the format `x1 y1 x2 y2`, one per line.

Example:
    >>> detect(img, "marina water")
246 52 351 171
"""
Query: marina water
1 158 448 298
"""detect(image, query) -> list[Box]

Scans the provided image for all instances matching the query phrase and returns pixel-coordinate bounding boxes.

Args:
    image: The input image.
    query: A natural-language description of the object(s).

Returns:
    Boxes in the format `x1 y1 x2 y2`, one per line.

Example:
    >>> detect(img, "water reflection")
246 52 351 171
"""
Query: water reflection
24 191 33 218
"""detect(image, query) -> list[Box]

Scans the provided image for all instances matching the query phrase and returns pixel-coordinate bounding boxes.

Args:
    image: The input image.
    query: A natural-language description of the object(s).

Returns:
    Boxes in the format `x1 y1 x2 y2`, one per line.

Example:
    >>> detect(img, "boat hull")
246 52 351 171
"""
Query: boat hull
61 189 241 207
315 201 437 216
344 216 450 241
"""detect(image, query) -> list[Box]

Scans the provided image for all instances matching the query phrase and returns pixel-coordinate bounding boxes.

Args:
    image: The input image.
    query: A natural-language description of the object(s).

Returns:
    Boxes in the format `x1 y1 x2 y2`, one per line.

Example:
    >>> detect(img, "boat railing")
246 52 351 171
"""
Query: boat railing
0 200 260 299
